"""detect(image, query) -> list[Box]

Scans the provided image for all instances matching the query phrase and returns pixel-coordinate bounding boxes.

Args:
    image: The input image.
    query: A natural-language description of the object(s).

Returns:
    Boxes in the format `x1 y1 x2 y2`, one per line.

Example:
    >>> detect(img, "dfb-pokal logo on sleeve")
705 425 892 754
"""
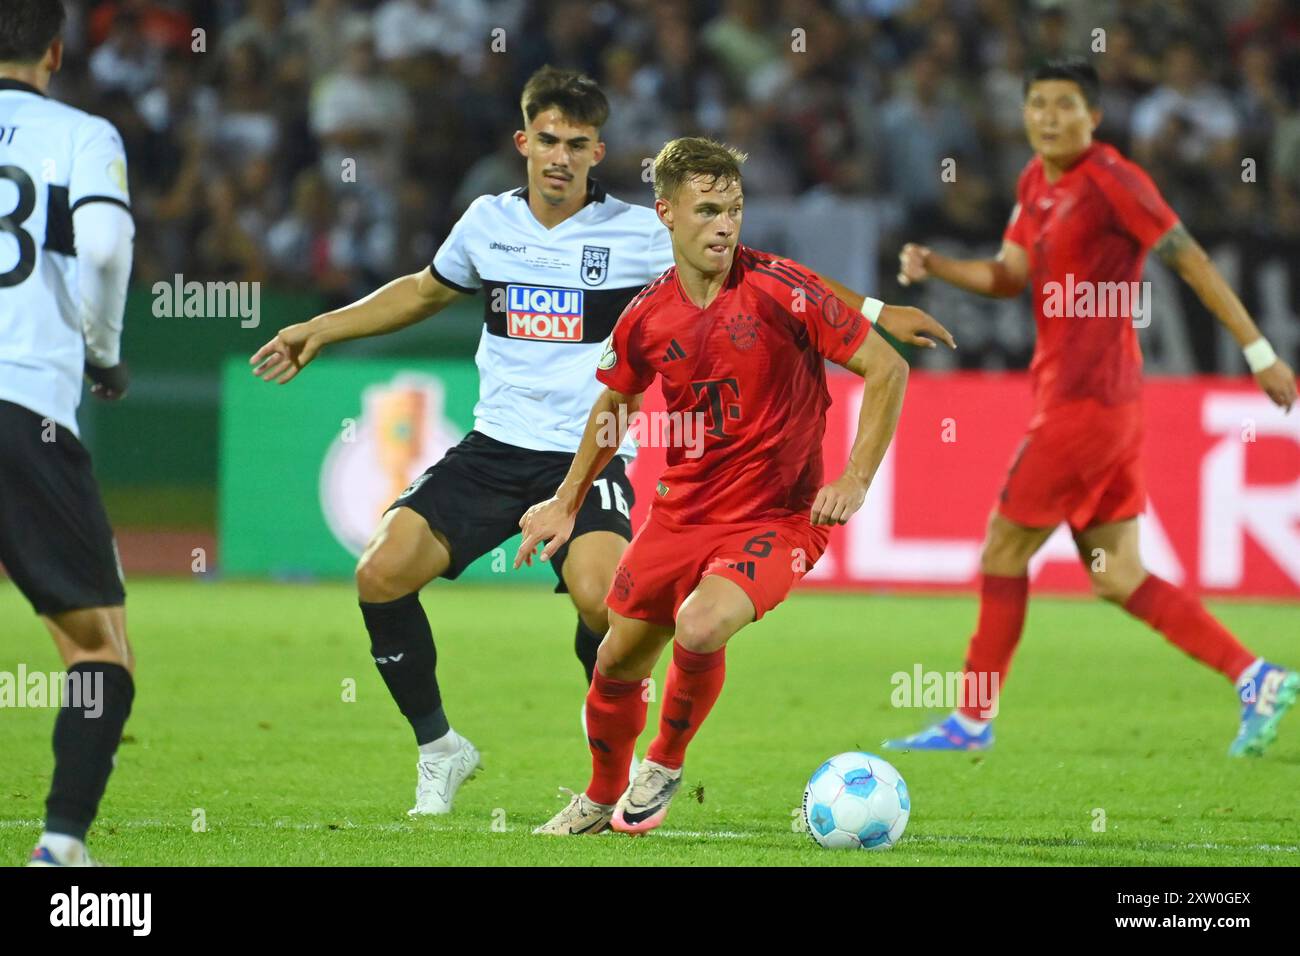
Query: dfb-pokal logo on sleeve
598 335 617 370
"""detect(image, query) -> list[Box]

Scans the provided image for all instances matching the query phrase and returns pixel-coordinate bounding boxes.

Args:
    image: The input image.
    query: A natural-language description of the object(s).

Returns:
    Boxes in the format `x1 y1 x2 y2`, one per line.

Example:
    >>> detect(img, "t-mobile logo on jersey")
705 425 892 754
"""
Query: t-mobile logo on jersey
690 378 742 439
1040 273 1152 328
506 284 584 341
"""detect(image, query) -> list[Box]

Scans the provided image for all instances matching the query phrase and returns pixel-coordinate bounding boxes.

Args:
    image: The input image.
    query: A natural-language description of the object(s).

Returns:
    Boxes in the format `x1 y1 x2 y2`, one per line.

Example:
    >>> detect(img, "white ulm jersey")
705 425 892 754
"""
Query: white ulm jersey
431 181 673 455
0 80 131 437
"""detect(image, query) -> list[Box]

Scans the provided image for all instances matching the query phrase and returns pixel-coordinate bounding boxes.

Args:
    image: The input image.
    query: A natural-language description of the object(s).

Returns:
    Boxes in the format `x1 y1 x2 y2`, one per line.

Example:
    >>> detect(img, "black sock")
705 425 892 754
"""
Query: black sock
360 593 448 745
575 618 603 685
45 662 135 842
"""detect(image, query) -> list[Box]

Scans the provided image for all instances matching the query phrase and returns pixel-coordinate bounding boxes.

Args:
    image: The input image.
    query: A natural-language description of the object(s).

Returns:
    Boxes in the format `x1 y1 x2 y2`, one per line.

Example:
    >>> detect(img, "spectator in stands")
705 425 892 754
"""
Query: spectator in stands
1132 38 1241 235
878 49 981 232
89 10 162 97
219 0 295 67
310 18 411 202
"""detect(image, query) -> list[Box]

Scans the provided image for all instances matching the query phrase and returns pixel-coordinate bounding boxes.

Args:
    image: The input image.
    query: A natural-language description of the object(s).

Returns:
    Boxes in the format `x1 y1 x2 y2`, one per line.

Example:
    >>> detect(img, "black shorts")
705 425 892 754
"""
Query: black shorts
388 430 635 588
0 400 125 615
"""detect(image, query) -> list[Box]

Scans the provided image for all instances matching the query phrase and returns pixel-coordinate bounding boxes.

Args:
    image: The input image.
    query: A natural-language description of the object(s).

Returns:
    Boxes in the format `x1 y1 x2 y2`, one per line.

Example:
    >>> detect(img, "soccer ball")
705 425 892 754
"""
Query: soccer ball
802 752 910 850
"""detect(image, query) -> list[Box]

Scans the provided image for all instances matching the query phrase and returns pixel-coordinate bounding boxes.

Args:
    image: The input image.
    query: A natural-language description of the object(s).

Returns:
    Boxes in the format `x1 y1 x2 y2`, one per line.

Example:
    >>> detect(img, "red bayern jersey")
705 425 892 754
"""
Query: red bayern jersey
1004 140 1179 417
596 245 871 525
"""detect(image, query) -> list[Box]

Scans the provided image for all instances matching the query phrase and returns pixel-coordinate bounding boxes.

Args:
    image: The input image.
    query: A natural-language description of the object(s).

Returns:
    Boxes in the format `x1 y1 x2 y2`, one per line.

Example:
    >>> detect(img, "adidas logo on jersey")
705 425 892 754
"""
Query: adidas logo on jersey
662 339 687 363
726 560 756 580
506 284 584 341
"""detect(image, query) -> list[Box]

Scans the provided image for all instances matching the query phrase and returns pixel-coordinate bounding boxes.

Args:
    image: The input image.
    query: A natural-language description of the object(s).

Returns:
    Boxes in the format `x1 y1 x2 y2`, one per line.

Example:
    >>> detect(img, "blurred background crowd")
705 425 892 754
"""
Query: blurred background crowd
52 0 1300 370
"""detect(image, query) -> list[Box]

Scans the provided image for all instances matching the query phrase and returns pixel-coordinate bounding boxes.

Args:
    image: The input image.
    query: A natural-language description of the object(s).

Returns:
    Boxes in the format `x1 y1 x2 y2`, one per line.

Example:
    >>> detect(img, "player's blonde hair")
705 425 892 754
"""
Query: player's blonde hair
652 138 748 202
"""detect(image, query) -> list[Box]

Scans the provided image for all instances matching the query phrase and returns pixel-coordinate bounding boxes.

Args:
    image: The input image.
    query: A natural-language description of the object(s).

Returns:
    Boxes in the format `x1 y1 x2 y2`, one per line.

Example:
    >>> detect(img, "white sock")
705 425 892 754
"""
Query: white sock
1235 658 1264 693
950 712 989 736
418 729 460 757
39 831 86 863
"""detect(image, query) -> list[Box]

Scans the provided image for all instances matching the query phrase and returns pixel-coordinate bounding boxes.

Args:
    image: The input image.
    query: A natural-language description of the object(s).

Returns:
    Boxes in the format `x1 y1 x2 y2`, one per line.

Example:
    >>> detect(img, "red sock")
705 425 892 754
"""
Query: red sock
646 644 726 770
1123 575 1256 682
958 574 1029 720
585 669 648 806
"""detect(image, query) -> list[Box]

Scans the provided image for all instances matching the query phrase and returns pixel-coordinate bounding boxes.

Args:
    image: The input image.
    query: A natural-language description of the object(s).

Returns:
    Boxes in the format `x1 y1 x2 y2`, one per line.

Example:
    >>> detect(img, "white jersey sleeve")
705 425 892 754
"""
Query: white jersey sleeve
68 117 131 214
75 202 134 368
430 196 486 293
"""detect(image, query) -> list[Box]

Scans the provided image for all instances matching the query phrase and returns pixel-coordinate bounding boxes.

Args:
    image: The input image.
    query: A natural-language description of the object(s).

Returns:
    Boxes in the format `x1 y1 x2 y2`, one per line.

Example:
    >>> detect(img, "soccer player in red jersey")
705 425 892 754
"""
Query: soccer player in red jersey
888 58 1299 757
515 137 910 835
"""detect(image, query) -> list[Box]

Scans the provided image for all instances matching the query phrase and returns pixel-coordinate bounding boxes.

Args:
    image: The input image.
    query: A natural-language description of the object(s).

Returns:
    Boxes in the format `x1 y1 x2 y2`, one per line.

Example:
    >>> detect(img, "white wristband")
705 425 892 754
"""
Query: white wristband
1243 338 1277 374
860 296 884 325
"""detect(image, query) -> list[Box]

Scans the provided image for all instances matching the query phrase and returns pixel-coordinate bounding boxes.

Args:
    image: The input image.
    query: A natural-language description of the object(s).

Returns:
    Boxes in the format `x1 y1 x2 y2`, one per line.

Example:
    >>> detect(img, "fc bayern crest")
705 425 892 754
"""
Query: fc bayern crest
724 313 758 351
581 245 610 286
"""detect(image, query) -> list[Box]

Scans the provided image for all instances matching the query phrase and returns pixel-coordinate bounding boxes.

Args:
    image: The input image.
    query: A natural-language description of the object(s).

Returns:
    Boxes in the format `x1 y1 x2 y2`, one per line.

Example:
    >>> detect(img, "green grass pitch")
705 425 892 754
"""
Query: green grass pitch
2 580 1297 866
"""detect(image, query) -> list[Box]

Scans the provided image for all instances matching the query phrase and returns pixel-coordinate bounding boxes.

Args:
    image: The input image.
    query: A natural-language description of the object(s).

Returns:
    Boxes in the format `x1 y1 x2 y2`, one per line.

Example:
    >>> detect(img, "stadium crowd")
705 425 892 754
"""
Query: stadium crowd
55 0 1300 366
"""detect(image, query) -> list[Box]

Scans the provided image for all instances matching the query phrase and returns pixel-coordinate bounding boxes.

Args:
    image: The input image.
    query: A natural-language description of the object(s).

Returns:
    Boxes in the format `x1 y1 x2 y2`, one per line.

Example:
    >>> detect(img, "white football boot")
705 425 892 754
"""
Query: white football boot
409 731 481 816
534 789 614 836
28 835 96 867
611 758 683 835
581 703 640 784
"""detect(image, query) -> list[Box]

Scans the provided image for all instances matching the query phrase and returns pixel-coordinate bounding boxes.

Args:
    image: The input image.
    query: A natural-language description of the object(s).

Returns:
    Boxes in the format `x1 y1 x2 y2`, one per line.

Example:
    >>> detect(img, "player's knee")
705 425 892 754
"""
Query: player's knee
980 523 1033 575
566 574 611 626
64 640 133 672
1089 567 1142 605
355 547 415 604
595 630 641 680
673 604 729 654
48 608 134 673
980 539 1025 575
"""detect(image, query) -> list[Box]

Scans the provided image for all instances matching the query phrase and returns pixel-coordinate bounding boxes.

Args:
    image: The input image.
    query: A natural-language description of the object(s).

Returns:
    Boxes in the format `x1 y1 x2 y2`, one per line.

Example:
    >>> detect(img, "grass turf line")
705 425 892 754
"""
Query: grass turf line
1 580 1297 866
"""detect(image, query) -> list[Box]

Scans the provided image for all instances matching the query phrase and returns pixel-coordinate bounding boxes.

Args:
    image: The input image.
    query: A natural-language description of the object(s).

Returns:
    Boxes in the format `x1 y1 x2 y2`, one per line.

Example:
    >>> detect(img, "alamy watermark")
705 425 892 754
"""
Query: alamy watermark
151 274 260 328
0 665 103 717
1041 274 1152 328
596 406 708 459
890 665 999 719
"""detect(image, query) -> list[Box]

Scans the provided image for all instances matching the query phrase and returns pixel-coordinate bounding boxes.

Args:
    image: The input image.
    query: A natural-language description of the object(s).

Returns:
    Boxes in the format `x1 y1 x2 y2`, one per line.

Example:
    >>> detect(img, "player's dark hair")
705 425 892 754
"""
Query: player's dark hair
1024 57 1101 107
0 0 66 64
520 65 610 130
653 137 747 201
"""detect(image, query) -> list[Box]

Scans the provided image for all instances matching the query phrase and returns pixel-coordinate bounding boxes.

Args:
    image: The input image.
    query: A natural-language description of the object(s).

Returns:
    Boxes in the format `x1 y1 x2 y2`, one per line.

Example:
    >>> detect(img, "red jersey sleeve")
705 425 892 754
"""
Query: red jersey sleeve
755 257 872 365
595 295 656 395
1003 164 1034 249
1091 155 1179 249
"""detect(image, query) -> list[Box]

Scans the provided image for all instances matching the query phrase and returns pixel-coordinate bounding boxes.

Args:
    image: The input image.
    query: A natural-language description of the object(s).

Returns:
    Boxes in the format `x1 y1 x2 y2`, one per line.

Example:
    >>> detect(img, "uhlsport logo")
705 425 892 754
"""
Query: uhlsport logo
507 284 584 341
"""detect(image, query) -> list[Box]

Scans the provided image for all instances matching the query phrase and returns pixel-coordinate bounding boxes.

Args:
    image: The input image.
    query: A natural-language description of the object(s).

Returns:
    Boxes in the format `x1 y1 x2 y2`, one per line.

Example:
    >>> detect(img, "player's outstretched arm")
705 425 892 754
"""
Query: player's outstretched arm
819 275 956 349
250 267 464 384
515 387 644 567
811 332 909 526
897 240 1029 299
1154 222 1296 412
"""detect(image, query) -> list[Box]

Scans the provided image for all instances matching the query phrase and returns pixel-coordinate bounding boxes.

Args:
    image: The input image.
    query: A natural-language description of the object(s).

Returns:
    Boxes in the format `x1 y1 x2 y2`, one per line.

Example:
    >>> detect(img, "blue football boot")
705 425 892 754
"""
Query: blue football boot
1229 663 1299 757
883 714 994 752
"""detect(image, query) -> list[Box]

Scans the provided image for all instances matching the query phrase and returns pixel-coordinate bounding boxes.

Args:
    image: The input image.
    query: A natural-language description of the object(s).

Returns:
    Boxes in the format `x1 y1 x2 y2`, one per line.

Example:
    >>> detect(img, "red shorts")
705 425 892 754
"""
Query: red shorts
606 509 830 626
998 401 1145 533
